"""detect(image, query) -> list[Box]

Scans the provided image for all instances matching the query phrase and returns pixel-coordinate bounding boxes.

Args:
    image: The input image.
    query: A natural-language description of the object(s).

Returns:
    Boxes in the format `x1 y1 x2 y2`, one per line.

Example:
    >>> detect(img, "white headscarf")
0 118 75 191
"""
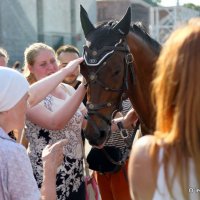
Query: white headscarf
0 67 29 112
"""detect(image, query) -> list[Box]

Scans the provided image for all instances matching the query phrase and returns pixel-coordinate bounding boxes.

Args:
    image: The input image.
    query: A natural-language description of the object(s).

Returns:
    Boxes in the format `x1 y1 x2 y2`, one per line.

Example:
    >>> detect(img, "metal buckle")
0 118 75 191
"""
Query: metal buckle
126 53 134 64
117 121 129 139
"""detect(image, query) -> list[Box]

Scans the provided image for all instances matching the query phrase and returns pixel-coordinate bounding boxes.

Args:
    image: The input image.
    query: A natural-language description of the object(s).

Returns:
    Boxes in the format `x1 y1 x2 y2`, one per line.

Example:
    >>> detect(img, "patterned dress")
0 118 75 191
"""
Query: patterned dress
25 86 85 200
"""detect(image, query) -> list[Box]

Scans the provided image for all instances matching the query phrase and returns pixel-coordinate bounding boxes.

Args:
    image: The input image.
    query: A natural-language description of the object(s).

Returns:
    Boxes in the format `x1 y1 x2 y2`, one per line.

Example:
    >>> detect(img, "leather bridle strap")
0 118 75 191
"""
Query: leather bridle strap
83 39 129 67
87 101 114 111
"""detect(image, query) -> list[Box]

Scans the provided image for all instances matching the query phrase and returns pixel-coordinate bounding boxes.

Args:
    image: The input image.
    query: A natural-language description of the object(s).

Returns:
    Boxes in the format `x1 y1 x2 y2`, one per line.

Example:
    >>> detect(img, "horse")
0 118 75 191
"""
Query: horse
80 5 161 147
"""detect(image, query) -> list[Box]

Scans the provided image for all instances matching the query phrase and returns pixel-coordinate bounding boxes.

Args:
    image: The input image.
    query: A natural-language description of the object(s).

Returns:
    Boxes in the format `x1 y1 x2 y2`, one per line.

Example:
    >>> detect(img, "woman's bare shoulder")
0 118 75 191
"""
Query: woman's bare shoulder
128 135 159 200
133 135 156 150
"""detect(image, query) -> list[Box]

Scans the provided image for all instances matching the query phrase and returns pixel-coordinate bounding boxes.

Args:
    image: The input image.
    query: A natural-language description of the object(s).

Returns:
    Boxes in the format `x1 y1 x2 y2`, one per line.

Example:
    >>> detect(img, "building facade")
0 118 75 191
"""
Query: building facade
97 0 199 43
97 0 151 30
0 0 96 66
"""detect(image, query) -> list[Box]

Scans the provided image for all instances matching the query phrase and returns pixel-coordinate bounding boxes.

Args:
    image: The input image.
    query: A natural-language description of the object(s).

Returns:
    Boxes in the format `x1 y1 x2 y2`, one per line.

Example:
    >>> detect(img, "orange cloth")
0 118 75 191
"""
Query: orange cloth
94 161 131 200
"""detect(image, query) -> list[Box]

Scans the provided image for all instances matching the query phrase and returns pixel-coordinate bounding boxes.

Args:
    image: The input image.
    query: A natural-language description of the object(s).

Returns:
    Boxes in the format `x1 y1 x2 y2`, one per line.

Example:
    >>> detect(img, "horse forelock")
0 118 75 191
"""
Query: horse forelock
87 20 121 49
97 20 118 29
130 22 161 55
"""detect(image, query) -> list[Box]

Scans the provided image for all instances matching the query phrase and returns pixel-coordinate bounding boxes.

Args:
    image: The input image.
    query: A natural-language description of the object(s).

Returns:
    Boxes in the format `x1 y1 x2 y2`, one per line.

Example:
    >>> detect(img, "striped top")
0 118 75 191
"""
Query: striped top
105 99 133 153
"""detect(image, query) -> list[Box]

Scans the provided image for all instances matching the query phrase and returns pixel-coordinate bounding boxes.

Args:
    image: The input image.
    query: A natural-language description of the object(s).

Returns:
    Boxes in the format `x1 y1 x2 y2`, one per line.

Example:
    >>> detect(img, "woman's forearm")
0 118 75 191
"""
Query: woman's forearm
50 84 87 129
40 164 57 200
40 139 67 200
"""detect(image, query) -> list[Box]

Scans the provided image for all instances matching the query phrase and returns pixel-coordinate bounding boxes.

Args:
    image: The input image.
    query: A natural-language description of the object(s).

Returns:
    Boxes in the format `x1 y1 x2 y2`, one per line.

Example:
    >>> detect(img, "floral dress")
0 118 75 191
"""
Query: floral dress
25 89 85 200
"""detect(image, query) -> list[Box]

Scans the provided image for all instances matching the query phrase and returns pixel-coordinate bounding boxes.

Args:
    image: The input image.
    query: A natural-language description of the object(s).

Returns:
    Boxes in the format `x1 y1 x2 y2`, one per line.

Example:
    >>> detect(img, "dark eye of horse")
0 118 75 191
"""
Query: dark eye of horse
112 70 121 77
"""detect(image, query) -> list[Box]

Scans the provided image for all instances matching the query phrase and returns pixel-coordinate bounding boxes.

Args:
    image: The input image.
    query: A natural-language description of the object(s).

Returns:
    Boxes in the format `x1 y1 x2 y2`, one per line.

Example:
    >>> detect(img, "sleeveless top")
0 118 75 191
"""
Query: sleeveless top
153 148 199 200
25 84 85 200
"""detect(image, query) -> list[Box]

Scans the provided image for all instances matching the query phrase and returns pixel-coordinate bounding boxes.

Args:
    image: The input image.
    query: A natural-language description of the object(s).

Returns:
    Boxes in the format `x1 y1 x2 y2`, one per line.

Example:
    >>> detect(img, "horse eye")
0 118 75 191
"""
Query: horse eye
113 70 120 76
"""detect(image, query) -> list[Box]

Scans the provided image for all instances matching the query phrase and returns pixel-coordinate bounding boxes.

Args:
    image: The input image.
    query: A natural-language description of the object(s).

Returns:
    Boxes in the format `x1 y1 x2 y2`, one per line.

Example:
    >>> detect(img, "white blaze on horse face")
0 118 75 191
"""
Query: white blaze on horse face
86 40 91 46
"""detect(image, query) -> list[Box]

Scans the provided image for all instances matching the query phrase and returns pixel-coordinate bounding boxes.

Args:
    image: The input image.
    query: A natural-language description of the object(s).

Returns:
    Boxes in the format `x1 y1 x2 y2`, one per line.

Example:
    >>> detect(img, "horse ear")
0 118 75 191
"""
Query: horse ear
113 7 131 36
80 5 95 37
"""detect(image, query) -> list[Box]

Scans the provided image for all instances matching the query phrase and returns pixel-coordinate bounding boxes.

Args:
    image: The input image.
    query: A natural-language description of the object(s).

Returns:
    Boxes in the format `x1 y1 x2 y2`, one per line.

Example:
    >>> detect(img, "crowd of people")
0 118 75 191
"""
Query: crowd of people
0 57 84 200
0 17 200 200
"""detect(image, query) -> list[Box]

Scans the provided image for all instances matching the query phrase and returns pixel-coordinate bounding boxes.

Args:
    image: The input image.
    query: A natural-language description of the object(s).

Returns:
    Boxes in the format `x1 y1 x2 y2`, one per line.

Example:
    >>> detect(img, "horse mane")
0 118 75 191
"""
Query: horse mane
96 20 161 54
130 22 161 55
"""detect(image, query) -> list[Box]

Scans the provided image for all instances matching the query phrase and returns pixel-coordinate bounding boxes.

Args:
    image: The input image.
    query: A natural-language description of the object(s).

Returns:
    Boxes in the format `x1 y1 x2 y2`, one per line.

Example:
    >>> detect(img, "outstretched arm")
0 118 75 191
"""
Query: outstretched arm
28 57 84 107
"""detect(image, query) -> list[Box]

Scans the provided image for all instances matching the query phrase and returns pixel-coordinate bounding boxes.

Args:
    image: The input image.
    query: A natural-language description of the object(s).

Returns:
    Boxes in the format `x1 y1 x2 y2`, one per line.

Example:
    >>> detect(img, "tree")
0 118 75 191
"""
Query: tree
183 3 200 12
143 0 161 6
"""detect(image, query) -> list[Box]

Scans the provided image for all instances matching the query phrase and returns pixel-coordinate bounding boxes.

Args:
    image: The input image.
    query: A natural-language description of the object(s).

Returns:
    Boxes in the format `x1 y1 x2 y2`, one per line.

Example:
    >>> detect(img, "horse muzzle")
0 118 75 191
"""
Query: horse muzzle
84 128 111 147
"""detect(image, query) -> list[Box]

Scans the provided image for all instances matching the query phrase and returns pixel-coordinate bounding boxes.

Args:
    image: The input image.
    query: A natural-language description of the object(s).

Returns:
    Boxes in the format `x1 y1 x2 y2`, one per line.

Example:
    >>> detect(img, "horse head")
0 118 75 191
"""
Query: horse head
80 5 132 147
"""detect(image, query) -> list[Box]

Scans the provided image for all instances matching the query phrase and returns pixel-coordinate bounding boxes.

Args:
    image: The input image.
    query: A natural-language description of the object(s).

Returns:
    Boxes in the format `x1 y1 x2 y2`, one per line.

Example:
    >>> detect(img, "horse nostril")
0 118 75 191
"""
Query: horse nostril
99 130 106 139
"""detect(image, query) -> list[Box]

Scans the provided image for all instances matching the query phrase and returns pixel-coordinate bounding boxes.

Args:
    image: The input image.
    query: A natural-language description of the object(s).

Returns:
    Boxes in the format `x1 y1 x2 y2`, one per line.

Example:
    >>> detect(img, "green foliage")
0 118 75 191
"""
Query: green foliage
143 0 161 6
183 3 200 11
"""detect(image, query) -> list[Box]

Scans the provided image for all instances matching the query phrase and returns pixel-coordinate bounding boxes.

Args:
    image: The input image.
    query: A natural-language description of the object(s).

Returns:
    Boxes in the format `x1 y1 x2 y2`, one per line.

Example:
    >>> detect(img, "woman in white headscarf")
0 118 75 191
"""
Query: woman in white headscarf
0 57 84 200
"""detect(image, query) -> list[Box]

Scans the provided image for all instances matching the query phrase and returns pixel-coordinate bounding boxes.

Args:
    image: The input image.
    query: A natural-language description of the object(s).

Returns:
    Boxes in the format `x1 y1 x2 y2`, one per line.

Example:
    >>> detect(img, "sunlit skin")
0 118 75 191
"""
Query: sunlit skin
4 93 29 133
57 52 80 87
28 49 58 80
0 56 7 66
12 93 29 130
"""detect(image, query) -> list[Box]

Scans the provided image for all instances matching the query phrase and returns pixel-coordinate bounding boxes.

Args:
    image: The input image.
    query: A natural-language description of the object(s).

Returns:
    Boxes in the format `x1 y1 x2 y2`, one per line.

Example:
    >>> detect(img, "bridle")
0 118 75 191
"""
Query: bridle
82 38 134 142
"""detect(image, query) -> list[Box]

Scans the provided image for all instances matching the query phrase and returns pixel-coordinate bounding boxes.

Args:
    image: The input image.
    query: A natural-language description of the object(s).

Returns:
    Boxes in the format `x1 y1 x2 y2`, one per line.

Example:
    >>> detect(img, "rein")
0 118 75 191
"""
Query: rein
83 39 134 141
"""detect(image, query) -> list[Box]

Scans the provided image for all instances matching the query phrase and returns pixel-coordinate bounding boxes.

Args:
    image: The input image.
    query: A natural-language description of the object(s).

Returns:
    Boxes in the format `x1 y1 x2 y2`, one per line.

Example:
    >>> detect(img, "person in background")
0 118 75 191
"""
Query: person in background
56 44 81 87
24 43 87 200
56 44 87 145
128 19 200 200
0 57 82 199
56 44 87 104
12 60 23 72
0 47 9 66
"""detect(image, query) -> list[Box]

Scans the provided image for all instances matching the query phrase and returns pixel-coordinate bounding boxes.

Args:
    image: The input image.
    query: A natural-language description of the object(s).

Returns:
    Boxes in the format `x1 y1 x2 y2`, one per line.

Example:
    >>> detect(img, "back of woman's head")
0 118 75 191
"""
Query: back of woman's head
23 43 55 84
152 19 200 200
153 20 200 140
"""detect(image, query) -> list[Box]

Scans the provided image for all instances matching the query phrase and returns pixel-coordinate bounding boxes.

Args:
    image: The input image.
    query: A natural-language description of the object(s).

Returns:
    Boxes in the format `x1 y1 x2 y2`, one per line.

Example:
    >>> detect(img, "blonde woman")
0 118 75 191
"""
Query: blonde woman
128 19 200 200
24 43 87 199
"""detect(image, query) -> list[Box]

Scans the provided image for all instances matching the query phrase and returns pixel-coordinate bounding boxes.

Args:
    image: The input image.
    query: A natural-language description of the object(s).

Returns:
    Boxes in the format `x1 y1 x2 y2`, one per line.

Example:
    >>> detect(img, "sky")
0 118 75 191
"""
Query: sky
160 0 200 7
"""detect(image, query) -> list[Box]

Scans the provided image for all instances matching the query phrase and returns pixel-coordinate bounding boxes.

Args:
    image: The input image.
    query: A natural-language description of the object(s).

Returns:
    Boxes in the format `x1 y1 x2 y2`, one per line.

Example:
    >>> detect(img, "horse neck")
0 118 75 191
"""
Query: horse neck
126 74 155 135
126 32 157 70
126 32 157 134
